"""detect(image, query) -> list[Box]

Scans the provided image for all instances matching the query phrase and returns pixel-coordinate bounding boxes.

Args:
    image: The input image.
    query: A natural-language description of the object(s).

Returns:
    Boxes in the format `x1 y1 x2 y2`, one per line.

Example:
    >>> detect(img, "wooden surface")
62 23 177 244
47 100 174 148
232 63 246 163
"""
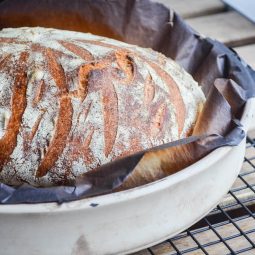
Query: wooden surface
136 216 255 255
235 44 255 68
186 11 255 47
155 0 255 67
134 1 255 254
154 0 225 18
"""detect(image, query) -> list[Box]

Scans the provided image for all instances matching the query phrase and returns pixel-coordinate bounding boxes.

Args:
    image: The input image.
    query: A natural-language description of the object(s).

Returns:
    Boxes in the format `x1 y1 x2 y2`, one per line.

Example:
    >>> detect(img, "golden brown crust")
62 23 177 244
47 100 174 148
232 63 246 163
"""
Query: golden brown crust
0 27 205 186
59 41 94 61
36 49 74 177
0 52 29 170
0 54 12 68
32 80 46 107
118 105 205 190
146 60 186 135
102 75 118 157
78 39 186 135
36 97 73 177
45 48 68 93
143 74 155 107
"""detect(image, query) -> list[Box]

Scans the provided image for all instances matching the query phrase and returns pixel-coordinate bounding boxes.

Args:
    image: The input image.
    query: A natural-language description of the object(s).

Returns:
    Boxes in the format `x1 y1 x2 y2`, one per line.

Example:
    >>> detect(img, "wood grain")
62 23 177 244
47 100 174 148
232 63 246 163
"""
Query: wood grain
153 0 225 19
186 11 255 47
133 217 255 254
235 44 255 69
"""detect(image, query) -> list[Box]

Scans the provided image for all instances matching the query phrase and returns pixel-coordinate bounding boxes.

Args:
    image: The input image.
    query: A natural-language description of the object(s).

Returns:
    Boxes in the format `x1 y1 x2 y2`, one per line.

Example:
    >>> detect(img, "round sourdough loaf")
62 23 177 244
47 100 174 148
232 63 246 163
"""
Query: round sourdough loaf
0 27 205 187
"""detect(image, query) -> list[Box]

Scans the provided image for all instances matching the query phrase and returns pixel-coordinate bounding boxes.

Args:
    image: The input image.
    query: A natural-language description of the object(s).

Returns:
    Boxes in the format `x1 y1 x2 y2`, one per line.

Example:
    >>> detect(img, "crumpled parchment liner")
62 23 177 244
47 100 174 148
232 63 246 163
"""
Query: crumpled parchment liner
0 0 254 204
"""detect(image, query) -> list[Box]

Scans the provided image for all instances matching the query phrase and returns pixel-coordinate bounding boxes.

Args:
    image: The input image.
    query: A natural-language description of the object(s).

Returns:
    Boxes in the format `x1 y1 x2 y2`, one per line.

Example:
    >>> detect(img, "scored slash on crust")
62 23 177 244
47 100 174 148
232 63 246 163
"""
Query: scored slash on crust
36 49 74 177
0 31 195 186
35 46 136 177
143 74 155 107
76 39 186 135
59 41 94 61
0 52 29 170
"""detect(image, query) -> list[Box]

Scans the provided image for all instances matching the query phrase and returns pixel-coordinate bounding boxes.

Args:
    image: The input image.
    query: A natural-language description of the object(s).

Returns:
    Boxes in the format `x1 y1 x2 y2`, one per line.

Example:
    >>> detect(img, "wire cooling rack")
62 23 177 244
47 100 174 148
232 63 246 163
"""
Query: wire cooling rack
135 130 255 255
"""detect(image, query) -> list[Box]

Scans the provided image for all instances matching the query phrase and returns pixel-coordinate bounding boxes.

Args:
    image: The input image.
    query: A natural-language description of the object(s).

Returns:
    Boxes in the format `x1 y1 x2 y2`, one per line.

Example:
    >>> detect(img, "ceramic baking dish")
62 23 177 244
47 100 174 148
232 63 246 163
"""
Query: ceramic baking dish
0 98 254 255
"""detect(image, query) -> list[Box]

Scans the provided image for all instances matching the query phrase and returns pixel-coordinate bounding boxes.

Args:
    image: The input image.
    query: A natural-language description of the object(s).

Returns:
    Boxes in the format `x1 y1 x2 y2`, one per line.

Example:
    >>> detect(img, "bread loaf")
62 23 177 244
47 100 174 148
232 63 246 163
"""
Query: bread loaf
0 27 205 186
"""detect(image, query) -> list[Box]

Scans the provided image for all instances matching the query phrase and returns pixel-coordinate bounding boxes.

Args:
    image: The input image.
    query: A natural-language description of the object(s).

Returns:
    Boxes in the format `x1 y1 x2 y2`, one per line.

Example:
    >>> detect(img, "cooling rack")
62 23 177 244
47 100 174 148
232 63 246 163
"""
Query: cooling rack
135 130 255 255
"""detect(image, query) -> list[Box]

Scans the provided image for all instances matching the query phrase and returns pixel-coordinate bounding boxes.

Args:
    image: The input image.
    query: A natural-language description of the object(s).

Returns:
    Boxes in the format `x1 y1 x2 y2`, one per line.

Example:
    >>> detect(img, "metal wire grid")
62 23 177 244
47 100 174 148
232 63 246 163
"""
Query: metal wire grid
138 132 255 255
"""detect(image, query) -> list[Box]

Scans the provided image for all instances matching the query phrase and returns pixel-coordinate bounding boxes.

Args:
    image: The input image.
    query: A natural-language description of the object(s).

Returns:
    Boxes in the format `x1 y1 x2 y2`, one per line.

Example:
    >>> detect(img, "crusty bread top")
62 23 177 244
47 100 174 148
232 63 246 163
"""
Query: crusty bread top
0 27 205 186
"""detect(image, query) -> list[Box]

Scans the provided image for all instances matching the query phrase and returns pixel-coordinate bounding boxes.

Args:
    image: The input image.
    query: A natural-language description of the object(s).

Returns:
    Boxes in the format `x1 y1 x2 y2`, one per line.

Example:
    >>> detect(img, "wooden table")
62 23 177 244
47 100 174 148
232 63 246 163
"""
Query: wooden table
134 1 255 254
156 0 255 68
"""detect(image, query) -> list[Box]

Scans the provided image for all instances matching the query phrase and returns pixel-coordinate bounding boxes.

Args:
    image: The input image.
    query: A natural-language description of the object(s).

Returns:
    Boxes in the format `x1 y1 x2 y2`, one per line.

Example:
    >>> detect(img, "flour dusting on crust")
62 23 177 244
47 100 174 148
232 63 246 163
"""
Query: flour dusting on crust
0 27 205 186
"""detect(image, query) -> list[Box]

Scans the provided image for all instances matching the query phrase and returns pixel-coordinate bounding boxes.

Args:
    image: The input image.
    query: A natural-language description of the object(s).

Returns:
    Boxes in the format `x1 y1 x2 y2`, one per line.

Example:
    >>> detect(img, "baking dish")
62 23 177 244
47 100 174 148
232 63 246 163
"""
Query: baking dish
0 98 254 255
